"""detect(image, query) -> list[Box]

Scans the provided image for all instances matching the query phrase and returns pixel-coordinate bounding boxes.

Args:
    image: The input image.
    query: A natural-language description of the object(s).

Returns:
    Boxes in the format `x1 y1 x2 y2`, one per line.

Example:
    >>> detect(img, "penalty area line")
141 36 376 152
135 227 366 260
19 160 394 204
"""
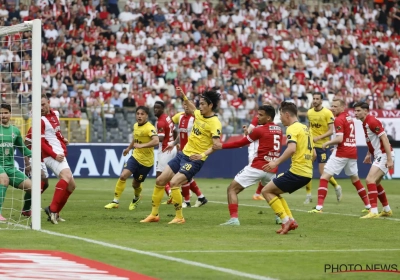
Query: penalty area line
31 227 275 280
208 201 400 222
154 248 400 253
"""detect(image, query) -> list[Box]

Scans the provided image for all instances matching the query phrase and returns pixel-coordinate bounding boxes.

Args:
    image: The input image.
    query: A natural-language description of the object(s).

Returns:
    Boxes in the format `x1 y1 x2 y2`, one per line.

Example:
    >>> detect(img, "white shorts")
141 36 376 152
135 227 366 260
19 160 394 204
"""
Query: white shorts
29 158 49 178
156 147 177 172
372 151 395 174
234 165 276 188
324 153 358 177
44 157 71 178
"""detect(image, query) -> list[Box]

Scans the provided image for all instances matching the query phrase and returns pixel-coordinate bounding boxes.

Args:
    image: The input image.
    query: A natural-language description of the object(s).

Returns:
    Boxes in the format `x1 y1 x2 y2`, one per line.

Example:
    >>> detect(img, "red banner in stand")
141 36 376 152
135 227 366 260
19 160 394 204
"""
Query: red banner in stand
346 109 400 118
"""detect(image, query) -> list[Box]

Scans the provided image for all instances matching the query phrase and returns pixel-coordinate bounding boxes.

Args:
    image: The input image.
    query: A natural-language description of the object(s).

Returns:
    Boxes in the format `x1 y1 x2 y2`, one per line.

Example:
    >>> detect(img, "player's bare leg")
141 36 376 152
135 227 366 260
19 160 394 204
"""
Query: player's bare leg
261 181 297 235
362 166 389 219
141 166 175 223
220 180 244 226
129 179 142 210
0 174 9 221
45 168 75 225
105 169 132 209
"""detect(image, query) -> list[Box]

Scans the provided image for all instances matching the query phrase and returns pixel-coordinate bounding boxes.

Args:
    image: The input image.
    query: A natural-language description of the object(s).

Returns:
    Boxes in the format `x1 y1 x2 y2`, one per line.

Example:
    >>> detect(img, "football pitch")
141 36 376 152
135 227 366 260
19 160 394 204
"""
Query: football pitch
2 178 400 280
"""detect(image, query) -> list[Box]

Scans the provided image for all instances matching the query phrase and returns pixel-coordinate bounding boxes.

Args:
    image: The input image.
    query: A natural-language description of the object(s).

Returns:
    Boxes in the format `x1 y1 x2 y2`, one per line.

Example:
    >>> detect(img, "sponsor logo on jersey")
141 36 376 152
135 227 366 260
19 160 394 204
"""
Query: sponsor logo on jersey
0 142 13 148
311 123 322 128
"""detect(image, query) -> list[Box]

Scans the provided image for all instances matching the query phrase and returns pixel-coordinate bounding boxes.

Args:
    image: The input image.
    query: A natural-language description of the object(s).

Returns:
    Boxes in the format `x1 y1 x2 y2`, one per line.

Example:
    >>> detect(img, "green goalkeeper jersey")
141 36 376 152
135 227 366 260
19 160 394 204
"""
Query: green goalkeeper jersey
0 125 31 168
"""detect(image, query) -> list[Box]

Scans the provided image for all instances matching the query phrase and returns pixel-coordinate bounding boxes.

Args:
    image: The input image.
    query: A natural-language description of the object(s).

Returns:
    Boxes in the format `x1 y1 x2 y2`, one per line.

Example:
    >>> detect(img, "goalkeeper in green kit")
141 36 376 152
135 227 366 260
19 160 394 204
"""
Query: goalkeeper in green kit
0 103 33 221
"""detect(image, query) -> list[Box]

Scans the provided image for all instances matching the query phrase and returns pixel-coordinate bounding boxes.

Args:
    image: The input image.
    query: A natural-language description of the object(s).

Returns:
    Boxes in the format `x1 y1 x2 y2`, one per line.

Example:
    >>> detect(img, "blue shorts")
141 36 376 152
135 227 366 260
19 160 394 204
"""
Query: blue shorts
124 156 152 183
168 152 204 182
273 171 311 194
315 148 330 164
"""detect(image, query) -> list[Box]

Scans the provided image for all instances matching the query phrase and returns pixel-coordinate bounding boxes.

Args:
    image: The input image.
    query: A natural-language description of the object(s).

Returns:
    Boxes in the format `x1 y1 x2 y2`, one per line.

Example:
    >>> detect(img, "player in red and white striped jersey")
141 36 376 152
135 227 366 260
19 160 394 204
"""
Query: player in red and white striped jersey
153 101 177 202
41 95 76 225
165 102 208 208
213 105 282 226
247 115 267 201
309 99 371 214
354 102 394 218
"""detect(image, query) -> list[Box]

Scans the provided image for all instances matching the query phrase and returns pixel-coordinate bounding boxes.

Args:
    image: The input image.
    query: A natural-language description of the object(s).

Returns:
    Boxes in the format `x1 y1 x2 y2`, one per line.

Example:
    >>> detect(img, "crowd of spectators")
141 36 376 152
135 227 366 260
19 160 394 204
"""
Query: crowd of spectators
2 0 400 134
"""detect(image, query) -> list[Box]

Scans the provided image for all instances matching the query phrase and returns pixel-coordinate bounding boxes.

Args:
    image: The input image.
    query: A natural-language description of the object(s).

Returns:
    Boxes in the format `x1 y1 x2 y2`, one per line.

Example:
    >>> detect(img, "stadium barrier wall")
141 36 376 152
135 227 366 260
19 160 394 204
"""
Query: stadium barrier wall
14 144 400 179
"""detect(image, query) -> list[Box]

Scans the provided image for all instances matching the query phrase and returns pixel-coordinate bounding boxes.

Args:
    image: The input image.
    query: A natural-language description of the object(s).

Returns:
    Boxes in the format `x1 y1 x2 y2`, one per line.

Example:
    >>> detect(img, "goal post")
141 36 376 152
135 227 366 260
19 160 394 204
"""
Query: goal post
0 19 42 230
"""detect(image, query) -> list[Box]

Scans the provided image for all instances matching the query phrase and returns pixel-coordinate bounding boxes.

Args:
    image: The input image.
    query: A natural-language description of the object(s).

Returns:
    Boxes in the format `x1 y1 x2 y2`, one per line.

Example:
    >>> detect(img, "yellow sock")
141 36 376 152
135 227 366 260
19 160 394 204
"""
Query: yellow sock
151 185 165 216
306 181 312 195
278 197 293 219
134 183 142 198
329 177 338 188
171 187 183 219
113 179 127 201
269 196 288 222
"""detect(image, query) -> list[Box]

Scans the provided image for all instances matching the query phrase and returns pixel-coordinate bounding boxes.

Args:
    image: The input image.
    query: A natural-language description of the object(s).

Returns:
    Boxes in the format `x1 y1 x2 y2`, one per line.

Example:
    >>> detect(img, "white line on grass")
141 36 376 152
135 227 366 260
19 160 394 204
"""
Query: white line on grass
208 201 400 222
155 249 400 253
7 222 275 280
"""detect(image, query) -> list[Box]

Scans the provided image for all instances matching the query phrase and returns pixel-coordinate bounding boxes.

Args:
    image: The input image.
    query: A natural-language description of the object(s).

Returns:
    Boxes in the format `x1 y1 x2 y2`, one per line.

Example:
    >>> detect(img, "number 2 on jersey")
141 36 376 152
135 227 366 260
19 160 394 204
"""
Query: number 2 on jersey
349 123 355 138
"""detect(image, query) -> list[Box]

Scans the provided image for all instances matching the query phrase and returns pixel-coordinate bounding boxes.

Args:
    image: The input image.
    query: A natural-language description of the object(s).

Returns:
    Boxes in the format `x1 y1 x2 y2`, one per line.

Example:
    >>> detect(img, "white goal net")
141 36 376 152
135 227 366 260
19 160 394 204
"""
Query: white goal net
0 20 42 230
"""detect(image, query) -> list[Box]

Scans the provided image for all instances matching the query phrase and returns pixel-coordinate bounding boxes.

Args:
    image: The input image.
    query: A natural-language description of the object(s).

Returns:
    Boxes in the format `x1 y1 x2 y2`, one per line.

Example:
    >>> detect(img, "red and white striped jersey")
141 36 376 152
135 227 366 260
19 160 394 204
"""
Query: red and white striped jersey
156 113 174 151
172 112 195 151
362 114 392 157
41 110 67 158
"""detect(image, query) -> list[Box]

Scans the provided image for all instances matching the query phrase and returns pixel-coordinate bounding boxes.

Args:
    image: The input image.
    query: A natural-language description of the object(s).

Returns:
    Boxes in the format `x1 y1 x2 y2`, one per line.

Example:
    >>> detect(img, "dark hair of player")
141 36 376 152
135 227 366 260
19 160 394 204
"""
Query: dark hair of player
154 101 165 108
136 106 150 115
280 101 297 116
201 90 221 111
353 101 369 110
312 92 324 99
0 103 11 112
332 98 346 107
258 105 275 121
41 94 49 100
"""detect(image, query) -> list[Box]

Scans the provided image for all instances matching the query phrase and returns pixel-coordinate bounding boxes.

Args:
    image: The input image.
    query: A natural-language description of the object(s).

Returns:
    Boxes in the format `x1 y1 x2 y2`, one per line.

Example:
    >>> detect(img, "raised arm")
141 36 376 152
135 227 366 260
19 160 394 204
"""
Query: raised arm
176 86 196 115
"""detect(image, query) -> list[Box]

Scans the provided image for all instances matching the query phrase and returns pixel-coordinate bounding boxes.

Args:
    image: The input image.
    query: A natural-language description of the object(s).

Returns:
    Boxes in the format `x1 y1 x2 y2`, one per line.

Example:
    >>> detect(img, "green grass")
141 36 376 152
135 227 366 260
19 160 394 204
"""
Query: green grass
1 178 400 280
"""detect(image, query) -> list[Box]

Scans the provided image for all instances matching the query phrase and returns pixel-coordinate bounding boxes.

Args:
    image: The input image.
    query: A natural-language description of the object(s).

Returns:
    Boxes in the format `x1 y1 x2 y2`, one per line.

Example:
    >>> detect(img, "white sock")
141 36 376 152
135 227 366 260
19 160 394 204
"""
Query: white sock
254 193 261 196
383 205 391 212
198 194 204 199
365 204 371 209
370 207 379 214
113 199 119 203
316 205 323 210
306 194 311 197
184 200 190 203
282 216 290 224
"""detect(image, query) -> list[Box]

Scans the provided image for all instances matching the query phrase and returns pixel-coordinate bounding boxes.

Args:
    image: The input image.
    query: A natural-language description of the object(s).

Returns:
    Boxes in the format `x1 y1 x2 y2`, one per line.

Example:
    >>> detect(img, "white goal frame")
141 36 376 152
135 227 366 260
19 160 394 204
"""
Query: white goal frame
0 20 42 230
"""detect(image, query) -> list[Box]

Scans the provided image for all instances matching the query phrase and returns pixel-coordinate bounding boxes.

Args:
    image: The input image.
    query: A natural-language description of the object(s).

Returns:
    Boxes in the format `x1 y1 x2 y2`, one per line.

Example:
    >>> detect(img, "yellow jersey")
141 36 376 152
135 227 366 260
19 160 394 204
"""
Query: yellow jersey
183 110 222 161
286 122 313 178
132 121 158 167
307 107 334 148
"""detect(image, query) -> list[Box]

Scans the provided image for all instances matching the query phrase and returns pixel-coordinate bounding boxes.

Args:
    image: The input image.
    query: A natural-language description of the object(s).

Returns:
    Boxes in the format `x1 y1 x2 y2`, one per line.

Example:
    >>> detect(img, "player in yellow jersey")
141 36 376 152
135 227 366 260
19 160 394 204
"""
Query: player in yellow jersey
305 93 342 204
263 102 313 235
104 106 159 210
141 87 222 224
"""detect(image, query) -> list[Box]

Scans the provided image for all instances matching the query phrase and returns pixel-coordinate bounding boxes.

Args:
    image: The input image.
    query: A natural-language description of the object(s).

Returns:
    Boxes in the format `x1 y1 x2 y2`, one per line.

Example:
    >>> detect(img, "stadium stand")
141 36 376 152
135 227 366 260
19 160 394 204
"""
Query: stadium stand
2 0 400 142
